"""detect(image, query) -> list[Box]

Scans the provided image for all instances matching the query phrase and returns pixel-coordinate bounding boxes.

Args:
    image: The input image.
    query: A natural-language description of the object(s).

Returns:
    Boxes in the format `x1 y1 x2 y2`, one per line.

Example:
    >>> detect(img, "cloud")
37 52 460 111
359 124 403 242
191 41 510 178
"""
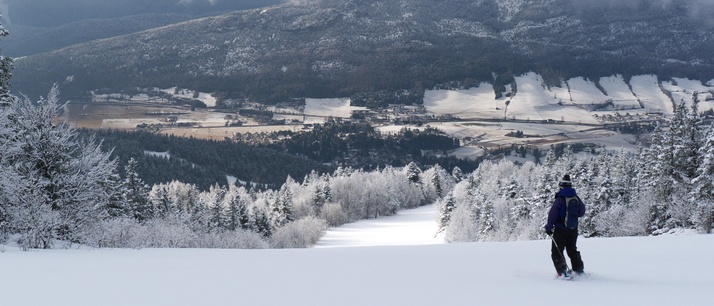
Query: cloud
285 0 323 6
0 1 9 25
177 0 217 5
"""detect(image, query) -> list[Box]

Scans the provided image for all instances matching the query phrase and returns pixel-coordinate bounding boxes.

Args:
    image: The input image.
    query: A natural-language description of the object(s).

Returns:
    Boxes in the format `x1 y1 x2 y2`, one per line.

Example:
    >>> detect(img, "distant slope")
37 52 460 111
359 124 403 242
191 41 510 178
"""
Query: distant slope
1 0 284 27
1 13 193 57
10 0 714 101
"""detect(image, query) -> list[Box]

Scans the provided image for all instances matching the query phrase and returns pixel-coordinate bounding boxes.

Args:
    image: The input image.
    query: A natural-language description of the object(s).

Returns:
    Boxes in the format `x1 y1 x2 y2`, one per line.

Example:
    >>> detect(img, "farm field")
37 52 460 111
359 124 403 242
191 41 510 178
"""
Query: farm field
63 73 712 158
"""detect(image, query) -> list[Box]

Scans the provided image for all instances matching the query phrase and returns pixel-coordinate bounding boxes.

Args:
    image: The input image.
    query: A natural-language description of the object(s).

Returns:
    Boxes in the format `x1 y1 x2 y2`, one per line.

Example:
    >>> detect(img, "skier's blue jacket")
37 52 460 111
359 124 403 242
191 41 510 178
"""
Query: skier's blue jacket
545 187 586 232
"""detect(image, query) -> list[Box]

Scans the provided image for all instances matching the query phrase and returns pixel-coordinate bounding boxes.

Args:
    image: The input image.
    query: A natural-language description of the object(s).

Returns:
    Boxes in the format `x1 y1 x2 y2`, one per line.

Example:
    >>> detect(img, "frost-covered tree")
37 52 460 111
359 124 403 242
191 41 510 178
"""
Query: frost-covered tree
452 166 464 182
670 99 701 184
405 162 422 185
224 185 251 231
149 184 172 219
691 123 714 233
0 86 120 248
251 208 272 237
0 20 11 106
269 184 294 230
645 125 674 233
437 192 456 235
206 184 227 231
423 164 452 204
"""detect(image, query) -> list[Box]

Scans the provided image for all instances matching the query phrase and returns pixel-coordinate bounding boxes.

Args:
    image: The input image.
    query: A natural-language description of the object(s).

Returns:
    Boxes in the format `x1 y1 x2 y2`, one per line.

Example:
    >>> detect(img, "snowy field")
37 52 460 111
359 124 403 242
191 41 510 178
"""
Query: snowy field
160 87 218 108
2 204 713 306
629 75 674 115
303 98 368 124
423 73 712 123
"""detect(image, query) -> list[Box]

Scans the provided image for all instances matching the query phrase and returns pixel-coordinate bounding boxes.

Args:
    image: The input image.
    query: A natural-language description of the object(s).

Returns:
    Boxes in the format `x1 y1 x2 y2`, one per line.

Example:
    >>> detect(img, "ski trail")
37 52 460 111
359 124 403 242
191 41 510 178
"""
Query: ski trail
314 204 446 248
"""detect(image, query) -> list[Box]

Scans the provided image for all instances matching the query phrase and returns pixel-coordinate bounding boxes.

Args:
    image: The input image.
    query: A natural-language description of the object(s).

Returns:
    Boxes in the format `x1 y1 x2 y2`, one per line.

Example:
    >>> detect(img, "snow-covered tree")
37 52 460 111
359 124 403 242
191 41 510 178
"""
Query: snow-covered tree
691 123 714 233
405 162 422 185
206 184 227 231
0 20 11 106
0 86 120 248
437 192 456 235
452 166 464 182
269 184 294 230
149 184 172 219
123 158 151 221
224 185 251 231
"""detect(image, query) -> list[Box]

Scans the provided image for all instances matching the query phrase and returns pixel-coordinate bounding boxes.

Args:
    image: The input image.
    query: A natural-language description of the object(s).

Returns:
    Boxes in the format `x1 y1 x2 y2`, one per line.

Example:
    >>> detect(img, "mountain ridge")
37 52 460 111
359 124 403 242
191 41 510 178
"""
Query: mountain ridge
10 0 714 102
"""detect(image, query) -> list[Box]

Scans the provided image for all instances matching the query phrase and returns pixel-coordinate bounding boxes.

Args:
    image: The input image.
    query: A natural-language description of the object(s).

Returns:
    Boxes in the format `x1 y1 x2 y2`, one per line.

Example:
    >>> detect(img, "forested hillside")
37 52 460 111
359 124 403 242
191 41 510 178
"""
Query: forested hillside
11 0 714 101
85 129 331 190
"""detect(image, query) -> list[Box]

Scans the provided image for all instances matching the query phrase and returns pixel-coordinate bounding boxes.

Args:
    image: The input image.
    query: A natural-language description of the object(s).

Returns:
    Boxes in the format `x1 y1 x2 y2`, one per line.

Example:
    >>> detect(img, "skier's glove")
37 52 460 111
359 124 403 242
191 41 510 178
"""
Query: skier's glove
545 228 553 235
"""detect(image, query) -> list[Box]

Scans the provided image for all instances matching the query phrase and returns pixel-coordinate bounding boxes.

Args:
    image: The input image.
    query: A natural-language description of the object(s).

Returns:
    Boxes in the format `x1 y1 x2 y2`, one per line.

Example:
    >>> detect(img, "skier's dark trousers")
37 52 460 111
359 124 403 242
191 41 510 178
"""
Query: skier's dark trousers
544 174 586 275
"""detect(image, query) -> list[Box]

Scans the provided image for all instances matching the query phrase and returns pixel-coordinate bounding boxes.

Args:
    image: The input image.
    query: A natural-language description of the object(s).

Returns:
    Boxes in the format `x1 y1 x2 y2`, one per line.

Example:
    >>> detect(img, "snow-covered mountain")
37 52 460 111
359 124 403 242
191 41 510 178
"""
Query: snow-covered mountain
10 0 714 101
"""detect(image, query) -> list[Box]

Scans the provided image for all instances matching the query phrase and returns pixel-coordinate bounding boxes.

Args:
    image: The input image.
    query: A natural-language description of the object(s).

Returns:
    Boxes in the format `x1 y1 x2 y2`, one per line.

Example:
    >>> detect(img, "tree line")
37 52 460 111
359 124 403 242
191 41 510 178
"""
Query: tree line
439 97 714 242
85 129 332 191
2 86 712 250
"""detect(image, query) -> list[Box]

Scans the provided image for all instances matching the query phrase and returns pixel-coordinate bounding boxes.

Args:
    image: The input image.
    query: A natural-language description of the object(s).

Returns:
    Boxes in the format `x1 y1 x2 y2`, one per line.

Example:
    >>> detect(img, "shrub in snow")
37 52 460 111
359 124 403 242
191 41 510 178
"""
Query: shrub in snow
320 202 349 227
196 230 268 249
82 217 140 248
270 217 327 249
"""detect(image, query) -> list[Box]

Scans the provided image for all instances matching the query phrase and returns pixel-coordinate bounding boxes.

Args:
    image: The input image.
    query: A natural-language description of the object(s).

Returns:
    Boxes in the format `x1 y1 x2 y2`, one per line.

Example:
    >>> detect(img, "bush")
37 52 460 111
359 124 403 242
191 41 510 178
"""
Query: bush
270 217 328 249
320 202 349 227
195 230 268 249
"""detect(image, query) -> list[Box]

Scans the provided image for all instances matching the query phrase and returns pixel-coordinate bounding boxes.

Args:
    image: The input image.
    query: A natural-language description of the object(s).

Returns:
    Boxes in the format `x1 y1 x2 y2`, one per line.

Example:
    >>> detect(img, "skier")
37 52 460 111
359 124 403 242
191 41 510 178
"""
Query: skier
544 174 586 278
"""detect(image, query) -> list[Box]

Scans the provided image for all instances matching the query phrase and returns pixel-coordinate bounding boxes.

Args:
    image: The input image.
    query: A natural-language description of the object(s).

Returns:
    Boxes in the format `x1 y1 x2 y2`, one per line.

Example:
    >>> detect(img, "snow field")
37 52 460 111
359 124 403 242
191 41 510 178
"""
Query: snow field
663 77 714 112
303 98 369 124
629 75 675 115
423 73 712 123
567 76 608 106
599 75 640 109
160 87 218 108
1 204 712 306
423 83 505 119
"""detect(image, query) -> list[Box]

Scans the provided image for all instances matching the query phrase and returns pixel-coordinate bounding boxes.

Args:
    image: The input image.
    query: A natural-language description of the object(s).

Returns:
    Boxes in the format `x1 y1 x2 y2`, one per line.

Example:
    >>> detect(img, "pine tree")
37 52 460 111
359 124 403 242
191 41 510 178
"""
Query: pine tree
207 184 227 231
437 192 456 235
431 165 444 199
270 184 294 230
691 123 714 233
451 166 464 182
224 186 251 231
669 100 700 184
123 158 152 221
646 125 674 233
251 208 272 237
0 86 120 247
405 162 422 185
150 184 172 218
0 20 11 106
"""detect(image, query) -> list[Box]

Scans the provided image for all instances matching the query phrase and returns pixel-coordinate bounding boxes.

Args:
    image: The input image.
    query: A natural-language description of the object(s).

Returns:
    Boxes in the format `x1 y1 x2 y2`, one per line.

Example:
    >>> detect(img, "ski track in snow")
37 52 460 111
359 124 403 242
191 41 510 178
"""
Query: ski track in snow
314 204 445 248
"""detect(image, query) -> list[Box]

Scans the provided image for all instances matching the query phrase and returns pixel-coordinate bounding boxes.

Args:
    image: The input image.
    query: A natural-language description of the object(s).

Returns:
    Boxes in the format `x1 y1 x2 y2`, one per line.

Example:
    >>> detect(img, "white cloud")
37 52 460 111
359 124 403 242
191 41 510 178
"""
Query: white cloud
177 0 218 5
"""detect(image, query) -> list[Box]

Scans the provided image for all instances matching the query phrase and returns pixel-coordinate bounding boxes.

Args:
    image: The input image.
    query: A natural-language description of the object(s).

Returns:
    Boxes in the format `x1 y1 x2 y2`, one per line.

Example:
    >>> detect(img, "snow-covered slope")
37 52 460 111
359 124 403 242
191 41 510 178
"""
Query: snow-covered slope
315 204 445 247
422 72 714 124
2 204 712 306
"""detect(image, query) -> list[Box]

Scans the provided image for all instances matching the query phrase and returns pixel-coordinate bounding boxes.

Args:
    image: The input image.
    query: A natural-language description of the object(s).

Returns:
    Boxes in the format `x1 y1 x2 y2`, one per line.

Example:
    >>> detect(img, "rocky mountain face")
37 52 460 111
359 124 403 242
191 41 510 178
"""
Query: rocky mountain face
9 0 714 102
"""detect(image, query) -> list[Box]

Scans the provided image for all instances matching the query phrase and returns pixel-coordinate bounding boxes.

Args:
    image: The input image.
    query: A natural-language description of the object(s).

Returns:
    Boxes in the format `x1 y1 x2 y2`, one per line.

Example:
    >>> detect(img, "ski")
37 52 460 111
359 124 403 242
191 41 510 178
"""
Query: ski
555 271 590 281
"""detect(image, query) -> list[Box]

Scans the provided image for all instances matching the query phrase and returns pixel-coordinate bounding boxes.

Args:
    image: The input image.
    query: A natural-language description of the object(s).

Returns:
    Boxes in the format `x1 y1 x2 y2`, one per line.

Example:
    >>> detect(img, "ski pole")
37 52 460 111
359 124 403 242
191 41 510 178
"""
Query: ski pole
549 233 571 272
